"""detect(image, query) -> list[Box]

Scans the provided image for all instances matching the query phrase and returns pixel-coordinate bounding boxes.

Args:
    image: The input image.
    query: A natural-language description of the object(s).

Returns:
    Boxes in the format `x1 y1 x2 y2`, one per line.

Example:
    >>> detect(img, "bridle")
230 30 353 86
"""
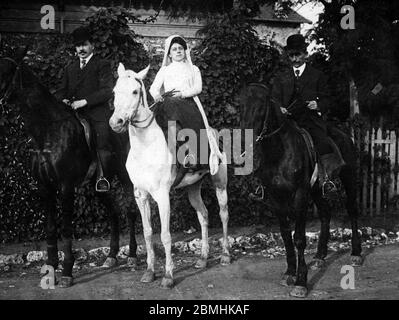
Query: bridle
126 78 154 129
0 57 23 107
248 83 287 144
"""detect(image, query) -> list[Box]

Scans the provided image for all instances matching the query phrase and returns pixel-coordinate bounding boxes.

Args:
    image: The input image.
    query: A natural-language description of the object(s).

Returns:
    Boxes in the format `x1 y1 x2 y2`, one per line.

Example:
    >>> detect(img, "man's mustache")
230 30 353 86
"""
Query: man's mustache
78 51 87 54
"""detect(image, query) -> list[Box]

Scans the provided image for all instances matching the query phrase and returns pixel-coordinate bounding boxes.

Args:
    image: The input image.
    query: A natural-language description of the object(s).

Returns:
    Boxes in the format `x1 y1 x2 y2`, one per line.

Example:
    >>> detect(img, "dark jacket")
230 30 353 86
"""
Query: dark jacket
56 55 114 121
271 64 330 117
271 64 333 155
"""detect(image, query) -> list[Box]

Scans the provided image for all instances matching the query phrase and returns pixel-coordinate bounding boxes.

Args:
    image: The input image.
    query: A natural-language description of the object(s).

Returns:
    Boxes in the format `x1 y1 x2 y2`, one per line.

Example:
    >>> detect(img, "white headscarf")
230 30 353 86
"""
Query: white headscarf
162 35 196 89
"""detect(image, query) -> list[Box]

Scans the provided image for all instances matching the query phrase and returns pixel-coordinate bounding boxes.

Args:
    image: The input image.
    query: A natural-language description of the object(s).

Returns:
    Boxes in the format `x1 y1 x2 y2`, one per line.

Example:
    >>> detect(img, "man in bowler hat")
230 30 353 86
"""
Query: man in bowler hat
56 26 114 192
271 34 344 195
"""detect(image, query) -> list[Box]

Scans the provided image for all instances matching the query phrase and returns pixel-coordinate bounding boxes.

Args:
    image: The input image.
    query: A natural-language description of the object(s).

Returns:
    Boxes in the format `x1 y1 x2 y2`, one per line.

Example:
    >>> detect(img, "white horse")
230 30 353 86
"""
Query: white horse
109 63 231 288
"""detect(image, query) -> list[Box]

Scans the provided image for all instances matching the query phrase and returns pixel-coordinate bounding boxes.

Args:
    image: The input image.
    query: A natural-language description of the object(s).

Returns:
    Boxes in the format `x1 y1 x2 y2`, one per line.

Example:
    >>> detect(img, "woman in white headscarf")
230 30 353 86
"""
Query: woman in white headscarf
150 35 223 175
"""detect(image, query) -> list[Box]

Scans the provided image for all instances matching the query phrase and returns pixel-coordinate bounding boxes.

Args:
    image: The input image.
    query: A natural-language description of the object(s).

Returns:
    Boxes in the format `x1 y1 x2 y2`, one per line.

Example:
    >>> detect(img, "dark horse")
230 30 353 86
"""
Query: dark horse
0 48 138 287
240 83 363 298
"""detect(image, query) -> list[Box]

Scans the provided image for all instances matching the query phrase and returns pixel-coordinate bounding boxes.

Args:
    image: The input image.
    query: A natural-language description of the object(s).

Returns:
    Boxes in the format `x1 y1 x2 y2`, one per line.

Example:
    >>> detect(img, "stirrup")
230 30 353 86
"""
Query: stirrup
321 178 337 197
182 154 196 169
249 185 265 201
96 176 110 192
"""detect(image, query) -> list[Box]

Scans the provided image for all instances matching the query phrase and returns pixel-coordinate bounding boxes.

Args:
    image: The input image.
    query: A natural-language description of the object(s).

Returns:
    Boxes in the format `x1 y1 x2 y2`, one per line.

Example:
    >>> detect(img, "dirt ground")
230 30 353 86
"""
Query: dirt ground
1 217 399 300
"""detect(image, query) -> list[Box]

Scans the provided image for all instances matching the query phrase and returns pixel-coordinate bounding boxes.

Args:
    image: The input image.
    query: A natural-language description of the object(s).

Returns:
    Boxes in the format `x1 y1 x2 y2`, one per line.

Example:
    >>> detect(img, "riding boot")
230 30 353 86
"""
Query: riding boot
318 153 345 198
95 149 111 192
169 122 197 171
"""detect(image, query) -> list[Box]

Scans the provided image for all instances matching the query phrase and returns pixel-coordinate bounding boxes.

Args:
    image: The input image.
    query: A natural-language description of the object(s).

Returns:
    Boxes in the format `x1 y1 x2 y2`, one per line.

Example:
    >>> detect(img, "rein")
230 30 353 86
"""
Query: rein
128 79 155 129
0 57 80 125
247 83 286 143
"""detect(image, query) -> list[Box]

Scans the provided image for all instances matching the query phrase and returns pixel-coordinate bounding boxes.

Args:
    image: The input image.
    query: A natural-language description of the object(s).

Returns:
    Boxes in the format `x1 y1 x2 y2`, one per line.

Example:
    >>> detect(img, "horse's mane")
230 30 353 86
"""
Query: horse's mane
21 64 75 116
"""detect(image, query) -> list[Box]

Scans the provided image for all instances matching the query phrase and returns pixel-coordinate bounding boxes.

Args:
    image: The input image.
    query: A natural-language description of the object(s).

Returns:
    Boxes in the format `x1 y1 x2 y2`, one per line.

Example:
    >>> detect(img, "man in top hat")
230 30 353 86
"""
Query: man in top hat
270 34 344 195
55 26 114 192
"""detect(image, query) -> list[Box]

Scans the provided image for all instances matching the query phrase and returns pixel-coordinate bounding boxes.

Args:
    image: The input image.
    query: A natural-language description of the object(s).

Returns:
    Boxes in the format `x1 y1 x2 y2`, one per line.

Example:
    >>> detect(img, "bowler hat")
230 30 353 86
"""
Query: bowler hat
72 26 92 46
285 34 307 52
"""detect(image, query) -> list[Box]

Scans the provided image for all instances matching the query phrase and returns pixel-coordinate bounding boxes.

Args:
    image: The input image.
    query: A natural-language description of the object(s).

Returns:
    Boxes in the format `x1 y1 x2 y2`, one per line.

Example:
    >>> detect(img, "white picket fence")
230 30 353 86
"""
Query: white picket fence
358 128 399 215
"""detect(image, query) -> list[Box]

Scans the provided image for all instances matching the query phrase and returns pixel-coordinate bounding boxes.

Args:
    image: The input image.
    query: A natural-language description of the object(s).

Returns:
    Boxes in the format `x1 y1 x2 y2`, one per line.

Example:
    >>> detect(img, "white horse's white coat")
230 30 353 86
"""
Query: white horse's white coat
109 63 230 288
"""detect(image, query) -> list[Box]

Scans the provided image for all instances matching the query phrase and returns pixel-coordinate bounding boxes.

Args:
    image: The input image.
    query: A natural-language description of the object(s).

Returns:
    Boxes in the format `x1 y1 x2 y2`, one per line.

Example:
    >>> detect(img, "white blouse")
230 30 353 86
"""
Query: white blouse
149 61 202 100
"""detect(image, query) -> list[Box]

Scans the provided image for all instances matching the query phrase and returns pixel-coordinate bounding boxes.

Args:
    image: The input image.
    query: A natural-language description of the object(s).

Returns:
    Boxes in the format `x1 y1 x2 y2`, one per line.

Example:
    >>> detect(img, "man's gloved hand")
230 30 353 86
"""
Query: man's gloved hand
280 107 290 115
306 100 318 110
70 99 88 110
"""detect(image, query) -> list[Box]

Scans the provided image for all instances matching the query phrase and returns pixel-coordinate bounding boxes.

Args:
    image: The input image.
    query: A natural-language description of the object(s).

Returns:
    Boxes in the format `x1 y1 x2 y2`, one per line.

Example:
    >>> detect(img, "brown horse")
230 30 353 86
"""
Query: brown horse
240 83 363 298
0 48 138 287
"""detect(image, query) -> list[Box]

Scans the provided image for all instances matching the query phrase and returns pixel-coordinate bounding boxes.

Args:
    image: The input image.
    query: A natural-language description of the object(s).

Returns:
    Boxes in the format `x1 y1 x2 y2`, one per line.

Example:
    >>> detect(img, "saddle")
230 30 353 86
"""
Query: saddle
295 124 345 188
74 113 109 191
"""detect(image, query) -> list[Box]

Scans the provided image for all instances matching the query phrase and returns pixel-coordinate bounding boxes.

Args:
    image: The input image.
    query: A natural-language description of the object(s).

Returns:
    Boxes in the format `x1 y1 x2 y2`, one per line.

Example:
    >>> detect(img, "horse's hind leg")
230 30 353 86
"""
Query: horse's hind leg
126 201 138 268
59 185 75 288
212 160 231 265
187 181 209 269
309 189 331 270
340 166 363 266
41 187 59 271
98 193 120 268
134 188 156 283
119 170 138 267
290 189 309 298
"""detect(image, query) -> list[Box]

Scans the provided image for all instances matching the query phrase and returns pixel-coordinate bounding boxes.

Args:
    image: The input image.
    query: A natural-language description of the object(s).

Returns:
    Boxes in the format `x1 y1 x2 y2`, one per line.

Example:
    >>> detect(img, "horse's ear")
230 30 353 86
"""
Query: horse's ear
15 46 29 63
136 65 150 81
117 63 126 77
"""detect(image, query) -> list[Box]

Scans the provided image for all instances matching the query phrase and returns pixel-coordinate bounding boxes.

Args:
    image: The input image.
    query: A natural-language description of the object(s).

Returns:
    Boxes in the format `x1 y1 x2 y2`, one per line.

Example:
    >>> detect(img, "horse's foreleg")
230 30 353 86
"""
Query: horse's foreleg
134 188 155 283
290 189 309 298
340 167 363 266
153 188 174 289
309 189 331 269
187 181 209 269
59 185 75 288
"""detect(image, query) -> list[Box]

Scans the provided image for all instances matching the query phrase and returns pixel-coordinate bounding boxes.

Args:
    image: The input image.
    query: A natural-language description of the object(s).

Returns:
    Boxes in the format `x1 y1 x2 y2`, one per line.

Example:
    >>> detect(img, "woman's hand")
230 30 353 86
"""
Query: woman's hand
172 90 182 98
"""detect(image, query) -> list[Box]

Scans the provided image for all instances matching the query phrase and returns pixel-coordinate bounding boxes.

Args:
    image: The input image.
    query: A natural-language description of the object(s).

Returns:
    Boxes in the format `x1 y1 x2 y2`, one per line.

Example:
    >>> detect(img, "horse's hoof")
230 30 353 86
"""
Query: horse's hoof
160 276 174 289
141 270 155 283
127 257 138 270
309 258 325 270
220 254 231 266
280 274 296 287
195 259 207 269
102 257 118 268
351 255 363 266
59 276 73 288
289 286 308 298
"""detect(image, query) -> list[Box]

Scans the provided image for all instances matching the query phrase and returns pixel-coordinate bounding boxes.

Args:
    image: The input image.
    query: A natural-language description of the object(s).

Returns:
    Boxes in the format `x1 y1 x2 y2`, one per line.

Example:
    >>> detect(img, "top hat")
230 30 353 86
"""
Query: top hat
72 26 92 46
285 34 307 52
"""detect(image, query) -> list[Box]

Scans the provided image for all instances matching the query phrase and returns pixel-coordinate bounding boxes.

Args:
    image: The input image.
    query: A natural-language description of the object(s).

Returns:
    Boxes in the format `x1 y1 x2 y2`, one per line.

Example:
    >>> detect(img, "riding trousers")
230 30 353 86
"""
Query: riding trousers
293 110 333 156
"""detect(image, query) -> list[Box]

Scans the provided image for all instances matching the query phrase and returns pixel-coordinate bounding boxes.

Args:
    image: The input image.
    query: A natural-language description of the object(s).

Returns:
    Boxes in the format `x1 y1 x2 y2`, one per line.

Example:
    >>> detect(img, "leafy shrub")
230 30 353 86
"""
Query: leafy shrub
0 7 149 243
1 6 281 243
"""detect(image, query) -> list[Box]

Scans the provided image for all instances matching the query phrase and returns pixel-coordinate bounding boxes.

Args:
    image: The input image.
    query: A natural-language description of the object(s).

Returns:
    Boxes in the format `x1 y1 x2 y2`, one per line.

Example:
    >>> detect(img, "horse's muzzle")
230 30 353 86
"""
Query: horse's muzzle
109 116 127 133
